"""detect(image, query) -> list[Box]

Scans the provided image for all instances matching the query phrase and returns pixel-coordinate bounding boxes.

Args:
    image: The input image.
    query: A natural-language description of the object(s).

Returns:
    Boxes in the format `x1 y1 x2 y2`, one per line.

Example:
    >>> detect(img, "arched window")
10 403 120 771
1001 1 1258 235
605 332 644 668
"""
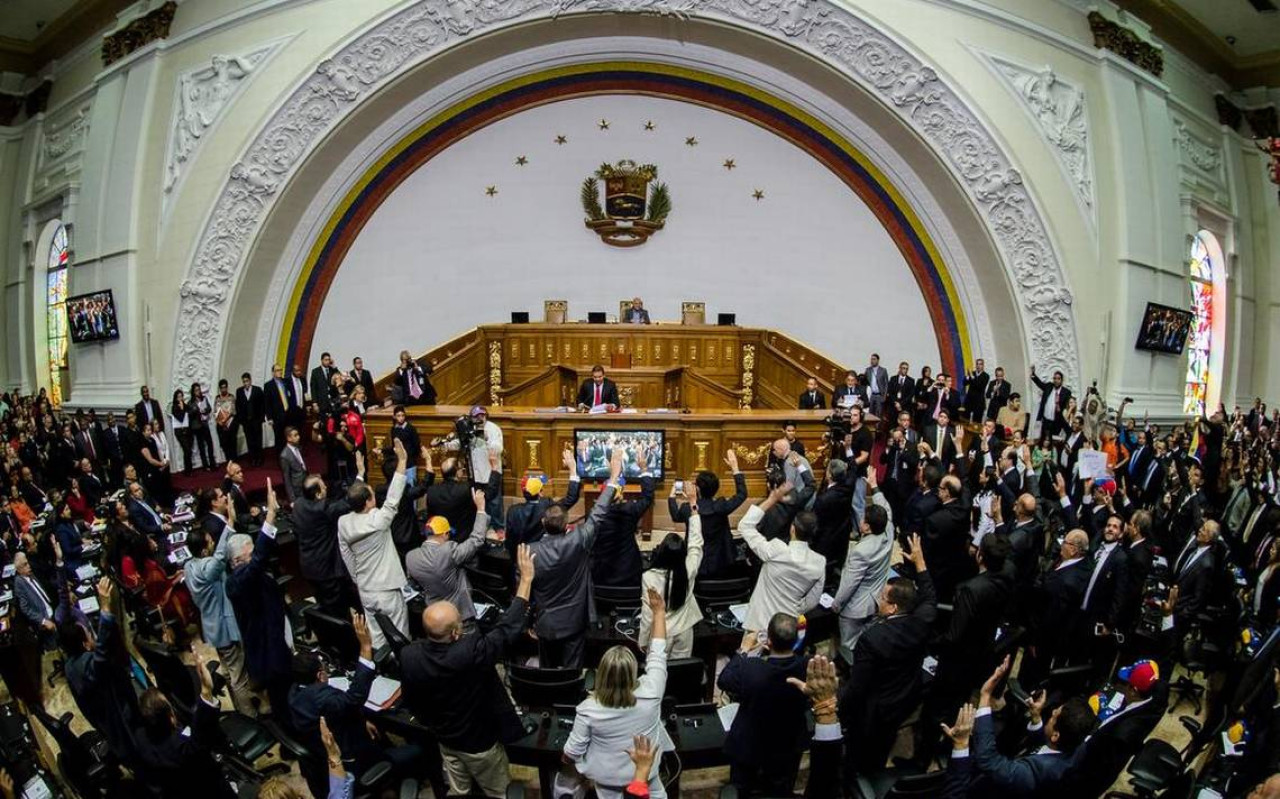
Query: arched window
1183 231 1219 416
46 224 69 407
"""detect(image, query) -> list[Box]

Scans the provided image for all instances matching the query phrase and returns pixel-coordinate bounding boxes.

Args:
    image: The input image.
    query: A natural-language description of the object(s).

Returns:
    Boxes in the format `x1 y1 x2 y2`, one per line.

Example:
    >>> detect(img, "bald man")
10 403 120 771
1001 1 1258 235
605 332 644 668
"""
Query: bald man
400 545 537 798
995 493 1043 595
1025 529 1091 685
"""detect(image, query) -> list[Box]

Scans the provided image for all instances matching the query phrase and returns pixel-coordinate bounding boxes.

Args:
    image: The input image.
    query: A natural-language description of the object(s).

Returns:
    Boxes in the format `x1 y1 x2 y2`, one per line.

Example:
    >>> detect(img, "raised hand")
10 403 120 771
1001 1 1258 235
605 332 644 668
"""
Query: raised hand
609 448 624 482
979 655 1011 707
266 477 278 513
724 449 740 473
421 446 433 471
96 575 114 606
941 703 975 750
562 448 576 473
320 717 343 767
192 644 215 699
472 488 486 511
646 586 666 617
786 654 837 705
907 532 927 572
392 437 407 465
635 448 648 472
351 611 373 659
627 735 657 780
517 543 536 587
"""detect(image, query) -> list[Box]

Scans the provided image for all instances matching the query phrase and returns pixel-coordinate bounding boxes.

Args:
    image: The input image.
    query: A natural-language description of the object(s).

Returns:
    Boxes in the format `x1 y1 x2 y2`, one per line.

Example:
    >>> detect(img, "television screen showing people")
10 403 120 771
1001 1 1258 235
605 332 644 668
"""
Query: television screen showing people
1134 302 1192 355
67 290 121 343
573 429 664 480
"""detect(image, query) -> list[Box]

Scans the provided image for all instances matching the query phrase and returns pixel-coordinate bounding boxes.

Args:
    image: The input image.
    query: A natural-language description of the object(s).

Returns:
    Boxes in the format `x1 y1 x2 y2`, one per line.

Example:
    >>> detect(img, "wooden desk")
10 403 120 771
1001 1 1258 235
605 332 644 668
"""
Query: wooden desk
364 405 864 528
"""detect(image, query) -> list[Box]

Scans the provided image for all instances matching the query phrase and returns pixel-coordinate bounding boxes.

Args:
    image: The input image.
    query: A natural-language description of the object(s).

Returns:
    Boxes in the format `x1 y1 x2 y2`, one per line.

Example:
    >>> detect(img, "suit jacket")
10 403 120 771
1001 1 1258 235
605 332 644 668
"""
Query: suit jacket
1032 559 1092 657
427 478 477 540
943 711 1084 798
811 466 858 568
135 697 234 799
985 378 1012 421
718 653 810 768
833 518 894 621
576 378 620 408
289 660 379 771
1080 542 1130 632
944 566 1015 671
292 494 356 583
833 384 867 409
504 478 582 551
405 510 488 621
264 378 295 422
962 371 990 418
129 497 166 539
1171 542 1216 620
924 424 959 472
623 307 651 324
841 572 938 740
798 389 826 410
863 365 890 398
400 596 530 752
999 519 1045 593
66 611 144 764
15 573 55 628
1068 683 1168 797
310 365 339 414
529 485 616 639
135 398 165 432
739 505 827 631
377 476 432 553
922 499 976 602
886 374 916 416
337 473 407 594
185 521 240 648
226 526 290 685
348 368 377 403
235 384 266 423
668 472 748 577
590 474 654 587
279 445 308 503
1030 375 1071 426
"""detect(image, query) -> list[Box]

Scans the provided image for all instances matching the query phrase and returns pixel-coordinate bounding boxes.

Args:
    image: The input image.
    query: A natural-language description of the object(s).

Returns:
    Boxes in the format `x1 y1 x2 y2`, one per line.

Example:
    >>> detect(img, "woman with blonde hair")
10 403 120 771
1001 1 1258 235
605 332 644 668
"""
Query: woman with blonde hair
259 718 353 799
564 589 672 797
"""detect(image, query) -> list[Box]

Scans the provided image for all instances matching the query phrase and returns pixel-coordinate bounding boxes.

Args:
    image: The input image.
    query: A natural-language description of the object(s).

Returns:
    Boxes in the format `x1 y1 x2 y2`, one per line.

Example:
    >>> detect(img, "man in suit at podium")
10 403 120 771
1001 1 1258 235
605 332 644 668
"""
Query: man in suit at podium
799 377 826 410
576 365 619 410
624 297 651 324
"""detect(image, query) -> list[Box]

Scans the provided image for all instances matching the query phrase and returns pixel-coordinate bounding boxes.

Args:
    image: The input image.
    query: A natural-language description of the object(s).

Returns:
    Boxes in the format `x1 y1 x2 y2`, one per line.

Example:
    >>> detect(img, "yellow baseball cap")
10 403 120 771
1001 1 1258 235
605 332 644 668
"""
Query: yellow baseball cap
524 476 544 496
424 516 452 537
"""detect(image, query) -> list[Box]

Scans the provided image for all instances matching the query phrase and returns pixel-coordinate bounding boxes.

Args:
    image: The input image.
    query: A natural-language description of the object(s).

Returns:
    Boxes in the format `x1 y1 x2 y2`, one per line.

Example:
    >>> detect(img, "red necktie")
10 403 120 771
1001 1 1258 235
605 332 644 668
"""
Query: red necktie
595 384 601 406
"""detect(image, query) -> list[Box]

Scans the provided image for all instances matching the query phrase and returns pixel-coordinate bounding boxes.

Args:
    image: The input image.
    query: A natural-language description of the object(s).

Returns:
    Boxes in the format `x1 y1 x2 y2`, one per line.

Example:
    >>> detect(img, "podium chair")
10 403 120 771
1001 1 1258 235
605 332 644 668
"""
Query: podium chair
681 301 706 325
544 300 568 324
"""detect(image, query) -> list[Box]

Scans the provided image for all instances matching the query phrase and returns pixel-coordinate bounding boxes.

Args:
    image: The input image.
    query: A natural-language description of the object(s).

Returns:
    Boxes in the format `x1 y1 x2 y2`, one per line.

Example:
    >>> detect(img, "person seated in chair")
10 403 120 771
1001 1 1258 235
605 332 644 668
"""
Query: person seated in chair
624 297 651 324
576 365 620 411
135 649 237 799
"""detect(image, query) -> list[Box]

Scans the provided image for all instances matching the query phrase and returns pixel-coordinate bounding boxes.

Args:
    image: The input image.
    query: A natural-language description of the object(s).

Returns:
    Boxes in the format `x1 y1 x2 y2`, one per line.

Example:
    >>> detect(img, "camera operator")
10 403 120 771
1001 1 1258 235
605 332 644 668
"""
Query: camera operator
437 406 504 531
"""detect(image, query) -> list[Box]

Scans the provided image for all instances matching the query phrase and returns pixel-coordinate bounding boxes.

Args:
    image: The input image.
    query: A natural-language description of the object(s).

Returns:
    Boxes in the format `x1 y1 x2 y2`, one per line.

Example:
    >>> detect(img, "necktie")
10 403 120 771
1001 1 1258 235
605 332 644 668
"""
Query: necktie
82 431 95 460
27 576 51 615
934 391 944 418
409 370 422 400
595 384 602 406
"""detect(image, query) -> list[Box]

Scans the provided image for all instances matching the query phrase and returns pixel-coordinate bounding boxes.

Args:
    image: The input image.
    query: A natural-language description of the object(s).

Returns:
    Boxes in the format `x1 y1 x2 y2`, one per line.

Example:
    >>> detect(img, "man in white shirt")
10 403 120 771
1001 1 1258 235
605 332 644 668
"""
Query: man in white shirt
443 406 504 530
738 482 827 633
338 438 410 648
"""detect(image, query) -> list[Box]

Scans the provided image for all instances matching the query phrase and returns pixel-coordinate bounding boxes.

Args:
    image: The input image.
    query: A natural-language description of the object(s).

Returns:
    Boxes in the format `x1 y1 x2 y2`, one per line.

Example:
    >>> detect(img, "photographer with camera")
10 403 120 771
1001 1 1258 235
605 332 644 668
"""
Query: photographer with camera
435 406 505 531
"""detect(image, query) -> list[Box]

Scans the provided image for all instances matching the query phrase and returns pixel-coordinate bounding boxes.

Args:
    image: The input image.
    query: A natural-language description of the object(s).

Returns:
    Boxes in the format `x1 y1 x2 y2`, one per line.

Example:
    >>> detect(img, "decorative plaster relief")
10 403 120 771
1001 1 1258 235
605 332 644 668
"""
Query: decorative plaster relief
983 53 1094 214
171 0 1081 391
1173 120 1222 174
35 99 93 195
162 39 288 218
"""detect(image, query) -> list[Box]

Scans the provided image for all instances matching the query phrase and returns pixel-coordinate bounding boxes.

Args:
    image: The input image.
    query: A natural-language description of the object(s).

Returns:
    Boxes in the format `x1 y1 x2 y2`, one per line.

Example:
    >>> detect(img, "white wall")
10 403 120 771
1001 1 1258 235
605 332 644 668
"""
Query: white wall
311 95 938 377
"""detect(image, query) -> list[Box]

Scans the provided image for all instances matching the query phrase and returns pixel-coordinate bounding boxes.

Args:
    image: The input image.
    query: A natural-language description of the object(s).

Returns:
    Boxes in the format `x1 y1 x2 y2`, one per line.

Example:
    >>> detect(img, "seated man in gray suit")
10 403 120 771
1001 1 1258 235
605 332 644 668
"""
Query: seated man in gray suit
528 449 622 669
405 488 490 632
624 297 651 324
278 426 308 504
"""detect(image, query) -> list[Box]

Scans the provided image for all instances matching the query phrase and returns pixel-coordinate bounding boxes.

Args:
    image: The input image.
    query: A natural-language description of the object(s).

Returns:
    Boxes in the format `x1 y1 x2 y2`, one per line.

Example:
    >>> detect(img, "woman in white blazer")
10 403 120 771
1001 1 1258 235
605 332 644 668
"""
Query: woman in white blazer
564 589 673 798
639 494 703 656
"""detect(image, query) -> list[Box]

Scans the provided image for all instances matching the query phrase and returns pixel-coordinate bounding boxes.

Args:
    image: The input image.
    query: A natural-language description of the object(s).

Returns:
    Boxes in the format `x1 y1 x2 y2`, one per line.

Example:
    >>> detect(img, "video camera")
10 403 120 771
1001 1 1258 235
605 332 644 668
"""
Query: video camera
821 409 851 443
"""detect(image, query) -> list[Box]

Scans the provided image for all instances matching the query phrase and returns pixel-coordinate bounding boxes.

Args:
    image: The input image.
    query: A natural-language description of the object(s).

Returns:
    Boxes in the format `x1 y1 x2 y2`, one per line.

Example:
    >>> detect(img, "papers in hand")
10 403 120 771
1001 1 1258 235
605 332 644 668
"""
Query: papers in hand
728 603 749 626
1 564 14 579
168 531 188 545
718 702 740 731
168 546 192 564
75 564 99 581
328 675 402 711
78 596 100 614
588 404 609 415
473 602 494 619
400 584 421 602
818 593 835 610
1077 449 1108 481
921 655 939 676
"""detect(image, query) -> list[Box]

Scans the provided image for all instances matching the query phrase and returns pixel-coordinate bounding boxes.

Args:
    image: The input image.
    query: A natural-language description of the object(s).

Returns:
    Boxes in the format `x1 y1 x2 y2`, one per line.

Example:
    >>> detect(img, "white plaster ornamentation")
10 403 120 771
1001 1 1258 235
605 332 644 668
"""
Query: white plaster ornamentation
983 53 1093 213
170 0 1081 389
1173 120 1221 174
162 40 288 217
35 100 92 194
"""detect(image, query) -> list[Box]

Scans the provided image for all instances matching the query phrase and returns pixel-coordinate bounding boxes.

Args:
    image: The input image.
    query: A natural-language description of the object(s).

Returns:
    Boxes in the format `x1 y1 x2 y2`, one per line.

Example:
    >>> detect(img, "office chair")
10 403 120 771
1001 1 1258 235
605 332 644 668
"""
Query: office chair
508 665 587 708
302 605 361 667
594 584 643 614
693 576 752 610
663 658 708 704
374 611 411 657
1106 715 1206 798
29 705 117 797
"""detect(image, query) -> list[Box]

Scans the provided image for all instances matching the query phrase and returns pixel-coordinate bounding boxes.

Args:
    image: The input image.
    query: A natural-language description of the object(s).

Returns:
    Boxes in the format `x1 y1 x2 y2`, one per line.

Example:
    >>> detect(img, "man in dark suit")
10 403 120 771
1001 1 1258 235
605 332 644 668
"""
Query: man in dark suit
14 552 58 647
1067 660 1167 797
309 352 339 416
428 457 478 539
922 409 960 474
668 450 748 577
1076 512 1131 675
811 459 857 573
1165 520 1219 636
291 474 361 617
798 376 826 410
576 365 620 410
623 297 651 324
134 385 164 433
235 372 266 465
942 659 1094 797
136 654 236 799
400 546 537 798
1026 530 1093 683
921 475 974 603
960 359 990 423
278 426 308 504
841 535 937 773
833 371 867 410
996 493 1045 599
76 459 105 507
264 364 296 449
927 374 961 423
225 484 293 726
528 452 620 669
881 419 920 526
73 419 104 472
505 450 582 555
289 364 309 427
590 449 655 588
221 460 258 526
376 444 435 559
886 361 916 420
348 356 377 404
903 463 943 541
984 366 1012 421
1030 366 1072 438
100 411 127 485
961 419 1003 485
863 353 890 417
63 577 143 767
128 480 170 540
718 614 810 795
1120 510 1155 633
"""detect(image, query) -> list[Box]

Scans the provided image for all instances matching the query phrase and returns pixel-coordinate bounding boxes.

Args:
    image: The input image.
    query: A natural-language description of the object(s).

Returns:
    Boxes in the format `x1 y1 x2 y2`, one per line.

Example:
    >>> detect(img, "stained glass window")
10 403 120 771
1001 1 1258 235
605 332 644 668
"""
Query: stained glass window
46 224 68 407
1183 232 1215 416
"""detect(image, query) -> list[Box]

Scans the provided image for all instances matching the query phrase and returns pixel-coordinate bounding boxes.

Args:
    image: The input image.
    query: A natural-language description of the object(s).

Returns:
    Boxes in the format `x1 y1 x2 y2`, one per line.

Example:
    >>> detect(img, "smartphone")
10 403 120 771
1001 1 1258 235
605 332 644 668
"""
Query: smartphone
674 480 684 494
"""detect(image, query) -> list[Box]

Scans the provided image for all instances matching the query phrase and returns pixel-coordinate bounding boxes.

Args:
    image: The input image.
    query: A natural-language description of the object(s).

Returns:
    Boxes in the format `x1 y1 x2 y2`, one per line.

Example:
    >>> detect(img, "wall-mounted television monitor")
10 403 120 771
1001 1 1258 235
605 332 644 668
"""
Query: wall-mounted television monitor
67 289 120 344
1134 302 1192 355
573 429 664 480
